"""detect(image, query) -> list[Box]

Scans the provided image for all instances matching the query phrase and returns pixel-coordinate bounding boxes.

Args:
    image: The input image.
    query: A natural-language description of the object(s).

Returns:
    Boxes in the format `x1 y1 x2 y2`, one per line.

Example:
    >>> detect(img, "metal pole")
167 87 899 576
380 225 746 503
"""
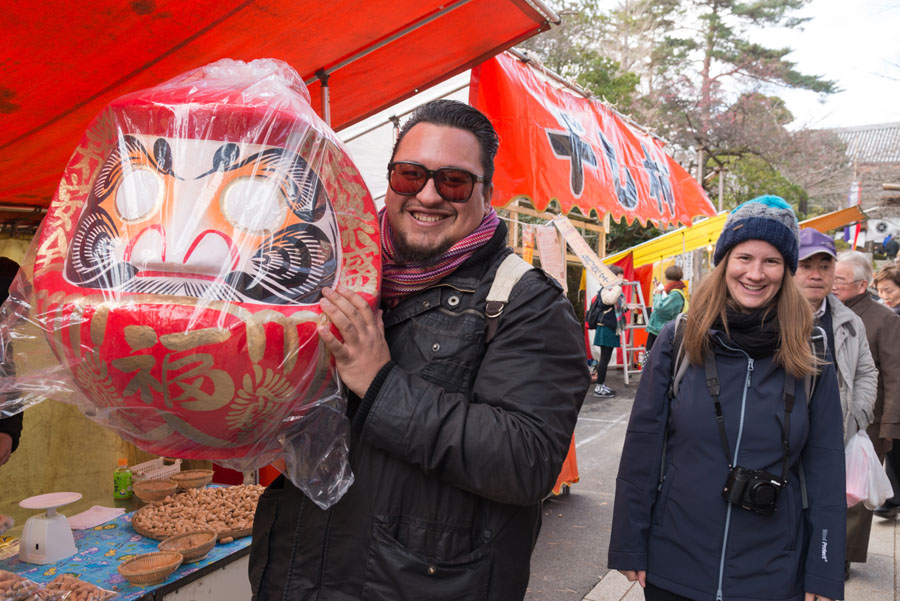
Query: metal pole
718 168 724 212
0 205 46 215
304 0 473 88
696 149 704 184
317 69 331 127
524 0 561 23
389 115 401 143
340 82 467 141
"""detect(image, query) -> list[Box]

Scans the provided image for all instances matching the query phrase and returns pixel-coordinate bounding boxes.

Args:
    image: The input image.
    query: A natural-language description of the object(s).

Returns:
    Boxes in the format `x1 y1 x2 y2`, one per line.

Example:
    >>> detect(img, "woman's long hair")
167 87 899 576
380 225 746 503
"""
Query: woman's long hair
682 248 815 378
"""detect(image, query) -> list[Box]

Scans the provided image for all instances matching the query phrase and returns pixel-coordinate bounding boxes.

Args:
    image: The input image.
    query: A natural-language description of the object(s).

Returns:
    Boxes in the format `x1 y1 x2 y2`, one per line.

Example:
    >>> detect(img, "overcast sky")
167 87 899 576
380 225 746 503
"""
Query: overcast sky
754 0 900 129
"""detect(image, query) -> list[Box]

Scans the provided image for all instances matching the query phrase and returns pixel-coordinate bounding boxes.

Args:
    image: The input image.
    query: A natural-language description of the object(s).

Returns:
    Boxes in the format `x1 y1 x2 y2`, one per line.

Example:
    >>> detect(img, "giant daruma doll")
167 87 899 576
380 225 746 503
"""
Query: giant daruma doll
31 60 380 484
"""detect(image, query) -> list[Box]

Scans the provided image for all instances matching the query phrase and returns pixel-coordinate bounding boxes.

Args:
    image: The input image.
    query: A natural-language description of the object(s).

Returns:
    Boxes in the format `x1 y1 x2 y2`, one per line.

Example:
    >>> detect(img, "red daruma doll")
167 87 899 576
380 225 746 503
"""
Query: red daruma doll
28 59 380 506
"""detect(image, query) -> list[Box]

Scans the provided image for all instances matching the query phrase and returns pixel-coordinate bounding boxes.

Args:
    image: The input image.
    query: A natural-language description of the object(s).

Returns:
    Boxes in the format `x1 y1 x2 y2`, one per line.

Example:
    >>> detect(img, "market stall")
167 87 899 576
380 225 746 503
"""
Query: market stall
0 1 561 550
1 482 261 601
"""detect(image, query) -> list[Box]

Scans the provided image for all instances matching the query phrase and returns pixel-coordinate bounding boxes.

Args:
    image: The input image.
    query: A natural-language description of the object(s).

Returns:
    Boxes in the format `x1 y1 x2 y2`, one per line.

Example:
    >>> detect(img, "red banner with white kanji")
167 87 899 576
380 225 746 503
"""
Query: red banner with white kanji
470 53 715 227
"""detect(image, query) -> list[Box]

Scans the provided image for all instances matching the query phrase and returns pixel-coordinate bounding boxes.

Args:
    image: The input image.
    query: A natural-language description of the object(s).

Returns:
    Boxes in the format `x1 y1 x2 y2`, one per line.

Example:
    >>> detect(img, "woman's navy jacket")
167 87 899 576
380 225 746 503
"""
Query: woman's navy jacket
608 319 846 601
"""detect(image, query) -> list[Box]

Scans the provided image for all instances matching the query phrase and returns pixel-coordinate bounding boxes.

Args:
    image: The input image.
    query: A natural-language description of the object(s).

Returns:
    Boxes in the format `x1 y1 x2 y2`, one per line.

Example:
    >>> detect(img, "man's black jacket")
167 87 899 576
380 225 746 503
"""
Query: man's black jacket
250 222 589 601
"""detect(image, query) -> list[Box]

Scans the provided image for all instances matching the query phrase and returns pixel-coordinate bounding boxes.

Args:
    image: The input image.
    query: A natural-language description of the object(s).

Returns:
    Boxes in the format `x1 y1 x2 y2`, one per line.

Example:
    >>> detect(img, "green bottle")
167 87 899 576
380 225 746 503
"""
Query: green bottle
113 458 133 500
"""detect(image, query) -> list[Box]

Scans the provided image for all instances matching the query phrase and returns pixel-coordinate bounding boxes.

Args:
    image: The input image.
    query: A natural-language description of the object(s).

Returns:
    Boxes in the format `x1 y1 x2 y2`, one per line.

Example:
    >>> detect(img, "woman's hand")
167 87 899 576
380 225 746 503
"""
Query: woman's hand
805 594 833 601
619 570 646 588
317 286 391 397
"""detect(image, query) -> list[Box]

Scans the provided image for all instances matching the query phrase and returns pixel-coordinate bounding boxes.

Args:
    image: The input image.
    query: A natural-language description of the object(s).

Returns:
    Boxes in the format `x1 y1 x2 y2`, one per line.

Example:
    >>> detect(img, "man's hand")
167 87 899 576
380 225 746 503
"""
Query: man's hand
317 286 391 398
0 433 12 467
619 570 646 588
0 514 13 534
805 593 833 601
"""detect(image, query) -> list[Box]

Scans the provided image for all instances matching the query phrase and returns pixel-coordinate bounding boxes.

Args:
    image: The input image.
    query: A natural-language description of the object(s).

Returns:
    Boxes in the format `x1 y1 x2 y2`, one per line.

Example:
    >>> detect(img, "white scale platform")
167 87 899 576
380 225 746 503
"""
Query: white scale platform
18 491 82 564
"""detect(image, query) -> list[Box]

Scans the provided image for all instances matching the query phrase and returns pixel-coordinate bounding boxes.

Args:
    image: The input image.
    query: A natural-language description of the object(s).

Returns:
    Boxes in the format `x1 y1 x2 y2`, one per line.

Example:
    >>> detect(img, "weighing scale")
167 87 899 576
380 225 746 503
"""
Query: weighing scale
18 491 81 564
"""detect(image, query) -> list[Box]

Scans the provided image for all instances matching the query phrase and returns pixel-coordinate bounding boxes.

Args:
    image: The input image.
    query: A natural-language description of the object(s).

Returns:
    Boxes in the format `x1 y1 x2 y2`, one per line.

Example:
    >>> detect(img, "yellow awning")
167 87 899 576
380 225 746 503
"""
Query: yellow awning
604 213 728 267
801 205 866 233
604 205 867 268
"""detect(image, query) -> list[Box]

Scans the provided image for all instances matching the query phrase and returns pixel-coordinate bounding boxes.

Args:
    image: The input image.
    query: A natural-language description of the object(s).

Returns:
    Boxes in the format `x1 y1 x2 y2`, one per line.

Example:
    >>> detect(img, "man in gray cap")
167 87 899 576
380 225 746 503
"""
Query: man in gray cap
795 228 877 580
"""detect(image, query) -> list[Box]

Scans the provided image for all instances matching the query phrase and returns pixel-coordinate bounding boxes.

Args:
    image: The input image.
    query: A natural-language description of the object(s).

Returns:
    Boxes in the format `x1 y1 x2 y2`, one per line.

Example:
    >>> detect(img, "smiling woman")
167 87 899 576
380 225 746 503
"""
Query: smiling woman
724 240 785 310
609 195 847 601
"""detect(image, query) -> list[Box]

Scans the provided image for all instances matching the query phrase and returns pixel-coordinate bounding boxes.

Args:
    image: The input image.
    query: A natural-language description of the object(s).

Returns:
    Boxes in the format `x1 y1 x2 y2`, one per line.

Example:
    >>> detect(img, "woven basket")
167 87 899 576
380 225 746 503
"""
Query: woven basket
118 551 183 585
133 479 178 503
171 469 214 490
158 530 217 562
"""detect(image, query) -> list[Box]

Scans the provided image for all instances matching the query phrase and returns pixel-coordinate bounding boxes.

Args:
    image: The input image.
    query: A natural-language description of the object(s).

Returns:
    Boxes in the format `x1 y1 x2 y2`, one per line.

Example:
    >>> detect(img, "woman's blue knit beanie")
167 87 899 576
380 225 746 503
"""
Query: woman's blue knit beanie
713 195 800 273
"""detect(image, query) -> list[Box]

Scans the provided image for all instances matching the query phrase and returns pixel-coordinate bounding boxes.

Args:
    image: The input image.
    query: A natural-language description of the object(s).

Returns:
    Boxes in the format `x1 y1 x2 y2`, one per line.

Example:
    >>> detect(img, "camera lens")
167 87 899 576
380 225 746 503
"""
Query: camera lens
749 482 777 506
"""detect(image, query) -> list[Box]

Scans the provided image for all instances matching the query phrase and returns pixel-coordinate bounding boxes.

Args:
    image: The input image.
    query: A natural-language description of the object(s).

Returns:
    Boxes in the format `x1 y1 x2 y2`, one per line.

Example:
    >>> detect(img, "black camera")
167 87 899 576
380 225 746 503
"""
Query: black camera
722 466 784 515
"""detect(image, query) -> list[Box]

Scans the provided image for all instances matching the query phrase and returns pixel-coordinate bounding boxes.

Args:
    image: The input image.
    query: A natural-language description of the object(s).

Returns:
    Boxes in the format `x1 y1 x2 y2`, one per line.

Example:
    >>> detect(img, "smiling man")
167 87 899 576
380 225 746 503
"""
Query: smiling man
794 229 877 580
249 99 589 601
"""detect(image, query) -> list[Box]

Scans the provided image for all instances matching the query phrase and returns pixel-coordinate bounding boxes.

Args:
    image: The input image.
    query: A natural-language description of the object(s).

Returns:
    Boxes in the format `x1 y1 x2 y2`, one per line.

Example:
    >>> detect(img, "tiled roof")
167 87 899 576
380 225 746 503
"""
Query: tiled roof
833 122 900 164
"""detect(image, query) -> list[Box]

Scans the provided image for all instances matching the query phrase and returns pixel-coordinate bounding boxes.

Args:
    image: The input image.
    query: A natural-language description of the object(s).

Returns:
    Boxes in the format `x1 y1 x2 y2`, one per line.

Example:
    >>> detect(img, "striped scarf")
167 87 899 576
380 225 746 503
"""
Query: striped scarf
380 208 501 306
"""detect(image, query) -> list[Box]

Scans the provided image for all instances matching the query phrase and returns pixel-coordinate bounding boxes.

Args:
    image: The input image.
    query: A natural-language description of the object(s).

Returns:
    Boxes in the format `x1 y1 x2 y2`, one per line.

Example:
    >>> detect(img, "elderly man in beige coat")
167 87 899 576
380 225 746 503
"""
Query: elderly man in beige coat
795 230 878 442
834 249 900 577
796 231 878 581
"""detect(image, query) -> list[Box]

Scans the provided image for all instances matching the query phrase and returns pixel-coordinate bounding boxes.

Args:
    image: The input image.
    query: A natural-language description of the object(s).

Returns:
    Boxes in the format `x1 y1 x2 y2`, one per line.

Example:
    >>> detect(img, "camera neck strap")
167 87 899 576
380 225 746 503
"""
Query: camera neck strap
703 350 795 480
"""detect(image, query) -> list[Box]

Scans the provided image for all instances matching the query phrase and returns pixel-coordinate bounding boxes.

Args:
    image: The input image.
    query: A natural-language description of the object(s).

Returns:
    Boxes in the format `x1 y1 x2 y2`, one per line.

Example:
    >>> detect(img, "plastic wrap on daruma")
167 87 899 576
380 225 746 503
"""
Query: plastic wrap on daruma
5 58 380 508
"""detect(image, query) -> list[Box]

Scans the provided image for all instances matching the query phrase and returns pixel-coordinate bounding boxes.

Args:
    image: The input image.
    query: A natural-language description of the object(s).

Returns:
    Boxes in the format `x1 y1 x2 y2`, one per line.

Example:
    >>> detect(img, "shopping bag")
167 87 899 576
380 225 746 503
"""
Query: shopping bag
845 431 894 509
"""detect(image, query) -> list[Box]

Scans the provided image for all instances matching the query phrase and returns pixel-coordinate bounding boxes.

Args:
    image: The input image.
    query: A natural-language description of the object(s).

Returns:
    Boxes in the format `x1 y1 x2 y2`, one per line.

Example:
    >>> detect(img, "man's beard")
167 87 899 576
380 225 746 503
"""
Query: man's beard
392 231 455 267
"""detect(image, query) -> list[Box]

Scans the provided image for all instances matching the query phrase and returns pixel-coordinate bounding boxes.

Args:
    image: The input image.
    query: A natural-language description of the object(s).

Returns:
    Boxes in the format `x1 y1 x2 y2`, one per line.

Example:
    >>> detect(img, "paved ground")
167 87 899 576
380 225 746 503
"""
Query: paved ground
524 369 633 601
527 367 899 601
583 518 899 601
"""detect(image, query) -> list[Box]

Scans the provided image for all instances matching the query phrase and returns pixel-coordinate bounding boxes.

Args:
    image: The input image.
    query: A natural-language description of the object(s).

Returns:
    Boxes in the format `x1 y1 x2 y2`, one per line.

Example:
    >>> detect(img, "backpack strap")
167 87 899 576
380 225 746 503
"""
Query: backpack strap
805 326 827 402
798 325 828 510
660 314 688 490
671 288 686 313
668 314 689 399
485 254 534 344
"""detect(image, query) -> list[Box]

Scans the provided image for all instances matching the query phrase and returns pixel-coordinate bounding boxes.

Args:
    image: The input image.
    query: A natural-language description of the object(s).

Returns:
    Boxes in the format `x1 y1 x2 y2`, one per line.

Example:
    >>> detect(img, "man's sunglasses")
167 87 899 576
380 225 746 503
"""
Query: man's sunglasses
387 161 485 203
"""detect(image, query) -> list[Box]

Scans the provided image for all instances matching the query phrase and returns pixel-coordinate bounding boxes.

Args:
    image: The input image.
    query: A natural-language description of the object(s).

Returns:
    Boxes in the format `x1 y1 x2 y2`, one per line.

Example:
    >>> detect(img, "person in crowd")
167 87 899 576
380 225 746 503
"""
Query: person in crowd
0 257 21 535
608 196 846 601
588 264 625 398
0 257 21 469
248 100 589 601
862 264 900 521
645 265 686 354
794 228 878 580
883 235 899 261
874 264 900 315
832 252 900 547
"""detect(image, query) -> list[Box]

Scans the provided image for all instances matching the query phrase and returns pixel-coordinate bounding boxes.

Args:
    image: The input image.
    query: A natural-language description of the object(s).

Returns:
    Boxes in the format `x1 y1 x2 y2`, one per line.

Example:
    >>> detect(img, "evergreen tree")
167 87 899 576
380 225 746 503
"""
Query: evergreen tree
646 0 838 158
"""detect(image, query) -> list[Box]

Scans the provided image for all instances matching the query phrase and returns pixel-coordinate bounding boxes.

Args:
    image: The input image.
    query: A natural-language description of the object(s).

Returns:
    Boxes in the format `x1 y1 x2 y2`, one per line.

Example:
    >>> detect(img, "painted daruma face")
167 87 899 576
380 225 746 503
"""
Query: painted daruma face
66 135 339 304
32 99 379 462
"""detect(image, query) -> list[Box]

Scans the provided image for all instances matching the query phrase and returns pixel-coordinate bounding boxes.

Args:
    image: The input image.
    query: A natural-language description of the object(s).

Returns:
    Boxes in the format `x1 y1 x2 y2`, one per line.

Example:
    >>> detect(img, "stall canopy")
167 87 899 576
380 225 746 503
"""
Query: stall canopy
604 205 869 268
470 52 716 227
803 205 867 234
1 0 557 209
